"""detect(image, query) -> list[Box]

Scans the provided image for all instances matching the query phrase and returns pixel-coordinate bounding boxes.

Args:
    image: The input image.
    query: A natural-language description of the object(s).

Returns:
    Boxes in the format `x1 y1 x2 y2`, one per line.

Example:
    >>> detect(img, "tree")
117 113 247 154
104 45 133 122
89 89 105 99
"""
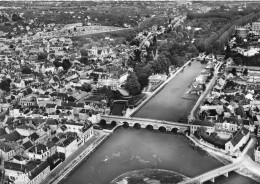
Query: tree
0 78 11 92
68 96 76 102
243 68 248 76
125 72 141 96
180 50 186 57
38 53 48 60
80 49 89 57
62 59 72 71
90 73 99 82
233 57 243 66
12 13 22 21
231 68 237 76
80 57 89 65
157 54 170 75
53 60 62 68
21 66 32 74
81 83 92 92
70 54 76 62
135 64 153 89
224 44 231 59
196 42 206 53
202 84 206 91
196 126 207 138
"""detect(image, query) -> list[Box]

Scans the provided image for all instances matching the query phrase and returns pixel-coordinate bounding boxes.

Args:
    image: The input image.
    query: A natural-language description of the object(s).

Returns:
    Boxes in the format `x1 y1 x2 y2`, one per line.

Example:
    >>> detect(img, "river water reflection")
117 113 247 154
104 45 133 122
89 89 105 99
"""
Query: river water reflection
63 128 257 184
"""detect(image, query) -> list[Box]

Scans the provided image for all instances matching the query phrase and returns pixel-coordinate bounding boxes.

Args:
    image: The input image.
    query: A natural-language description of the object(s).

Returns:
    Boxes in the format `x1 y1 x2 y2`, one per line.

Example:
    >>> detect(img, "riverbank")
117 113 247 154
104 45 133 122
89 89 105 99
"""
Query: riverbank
189 60 222 121
41 130 110 184
186 135 260 183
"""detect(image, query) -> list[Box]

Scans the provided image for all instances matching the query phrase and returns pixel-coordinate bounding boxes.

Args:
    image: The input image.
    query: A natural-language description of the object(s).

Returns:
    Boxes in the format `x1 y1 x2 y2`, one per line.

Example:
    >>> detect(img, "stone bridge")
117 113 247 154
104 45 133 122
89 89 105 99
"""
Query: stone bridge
100 115 190 133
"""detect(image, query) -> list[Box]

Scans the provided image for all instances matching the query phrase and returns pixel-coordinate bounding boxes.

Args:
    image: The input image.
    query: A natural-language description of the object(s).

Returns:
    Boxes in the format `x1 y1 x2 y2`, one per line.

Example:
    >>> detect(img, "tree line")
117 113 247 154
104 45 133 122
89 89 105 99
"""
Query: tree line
196 12 260 53
187 12 234 20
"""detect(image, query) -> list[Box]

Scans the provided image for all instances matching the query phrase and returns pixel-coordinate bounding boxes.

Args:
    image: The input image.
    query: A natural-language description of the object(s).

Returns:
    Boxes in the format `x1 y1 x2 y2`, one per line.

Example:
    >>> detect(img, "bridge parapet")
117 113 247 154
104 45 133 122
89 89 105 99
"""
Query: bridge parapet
100 115 190 132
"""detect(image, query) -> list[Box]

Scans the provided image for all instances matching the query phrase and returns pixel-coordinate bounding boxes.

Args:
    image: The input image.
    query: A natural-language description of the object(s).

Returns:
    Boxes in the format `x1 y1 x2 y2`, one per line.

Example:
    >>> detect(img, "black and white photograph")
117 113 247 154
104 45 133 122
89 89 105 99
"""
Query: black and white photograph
0 0 260 184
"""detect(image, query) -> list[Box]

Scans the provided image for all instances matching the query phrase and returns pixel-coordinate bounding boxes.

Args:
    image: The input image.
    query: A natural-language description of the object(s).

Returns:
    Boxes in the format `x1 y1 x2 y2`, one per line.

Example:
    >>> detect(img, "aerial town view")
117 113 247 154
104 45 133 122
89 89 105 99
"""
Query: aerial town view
1 0 260 184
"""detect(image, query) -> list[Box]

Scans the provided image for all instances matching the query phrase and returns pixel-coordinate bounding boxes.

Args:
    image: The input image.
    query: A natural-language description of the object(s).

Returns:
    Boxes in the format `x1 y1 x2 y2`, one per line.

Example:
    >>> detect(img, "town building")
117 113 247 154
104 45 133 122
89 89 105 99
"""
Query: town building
57 135 78 159
225 127 250 156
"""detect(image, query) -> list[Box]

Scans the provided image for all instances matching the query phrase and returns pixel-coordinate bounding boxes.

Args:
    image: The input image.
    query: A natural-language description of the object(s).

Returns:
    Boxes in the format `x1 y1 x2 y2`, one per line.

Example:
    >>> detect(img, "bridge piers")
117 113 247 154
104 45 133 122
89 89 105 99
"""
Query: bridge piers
210 178 215 183
166 127 171 131
224 172 228 177
141 124 146 129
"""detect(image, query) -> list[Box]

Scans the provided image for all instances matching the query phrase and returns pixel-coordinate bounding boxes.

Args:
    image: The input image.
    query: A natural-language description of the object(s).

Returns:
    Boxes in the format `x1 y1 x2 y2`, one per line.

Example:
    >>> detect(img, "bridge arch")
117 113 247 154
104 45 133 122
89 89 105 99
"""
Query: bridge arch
111 121 117 127
171 128 179 134
123 122 129 128
158 126 166 132
99 119 106 126
134 123 141 129
146 125 153 131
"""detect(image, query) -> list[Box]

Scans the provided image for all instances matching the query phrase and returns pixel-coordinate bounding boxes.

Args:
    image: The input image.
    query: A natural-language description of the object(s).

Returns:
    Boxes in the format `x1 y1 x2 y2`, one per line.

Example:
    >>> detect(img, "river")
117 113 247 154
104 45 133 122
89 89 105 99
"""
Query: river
63 128 258 184
63 60 258 184
133 60 203 122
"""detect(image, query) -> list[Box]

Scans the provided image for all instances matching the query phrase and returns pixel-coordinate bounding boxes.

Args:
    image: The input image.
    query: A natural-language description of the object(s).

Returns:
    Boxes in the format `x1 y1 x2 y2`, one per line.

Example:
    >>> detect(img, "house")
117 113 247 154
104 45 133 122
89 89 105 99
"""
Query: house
43 63 56 73
13 78 26 89
190 120 215 135
61 102 85 115
4 161 28 182
56 106 74 119
56 125 67 134
0 131 22 142
16 124 35 137
28 132 40 143
225 127 250 156
214 78 226 91
4 160 50 184
38 97 59 108
46 139 57 157
56 93 69 101
27 144 50 161
27 161 50 184
64 121 93 145
23 140 34 152
0 141 16 160
79 109 100 124
240 119 255 132
57 136 78 159
149 74 167 84
46 119 59 132
45 104 57 114
215 117 238 133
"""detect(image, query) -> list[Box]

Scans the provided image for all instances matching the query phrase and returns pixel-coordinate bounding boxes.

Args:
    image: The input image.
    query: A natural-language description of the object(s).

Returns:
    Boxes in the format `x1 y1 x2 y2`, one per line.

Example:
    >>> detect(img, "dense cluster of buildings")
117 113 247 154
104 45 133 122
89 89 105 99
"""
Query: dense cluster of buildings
191 56 260 158
0 18 139 183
